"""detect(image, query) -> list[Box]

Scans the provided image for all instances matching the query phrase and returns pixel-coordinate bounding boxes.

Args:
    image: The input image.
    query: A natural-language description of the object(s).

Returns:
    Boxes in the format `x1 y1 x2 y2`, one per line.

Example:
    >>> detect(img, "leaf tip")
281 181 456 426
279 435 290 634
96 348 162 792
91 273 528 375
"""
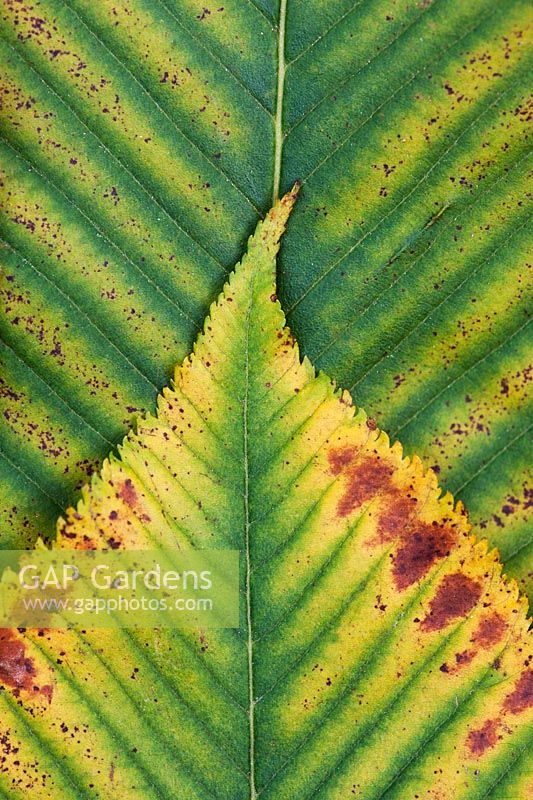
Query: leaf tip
264 182 300 243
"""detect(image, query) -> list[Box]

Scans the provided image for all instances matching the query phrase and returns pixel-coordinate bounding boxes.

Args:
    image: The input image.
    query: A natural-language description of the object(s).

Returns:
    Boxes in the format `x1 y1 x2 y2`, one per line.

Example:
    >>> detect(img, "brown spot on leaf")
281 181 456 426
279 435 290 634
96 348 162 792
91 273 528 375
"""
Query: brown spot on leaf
0 629 35 691
376 496 415 538
118 478 138 508
41 683 53 703
455 649 474 666
421 574 482 632
503 670 533 715
392 522 456 590
327 446 359 476
471 613 507 649
330 453 457 589
0 629 52 700
333 456 392 513
440 648 475 675
467 718 500 756
106 537 122 550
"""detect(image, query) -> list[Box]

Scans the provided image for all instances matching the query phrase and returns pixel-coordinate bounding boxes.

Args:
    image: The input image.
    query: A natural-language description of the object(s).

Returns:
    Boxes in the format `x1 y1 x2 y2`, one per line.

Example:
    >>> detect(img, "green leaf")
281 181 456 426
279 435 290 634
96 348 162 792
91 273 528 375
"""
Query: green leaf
0 192 531 799
0 4 531 595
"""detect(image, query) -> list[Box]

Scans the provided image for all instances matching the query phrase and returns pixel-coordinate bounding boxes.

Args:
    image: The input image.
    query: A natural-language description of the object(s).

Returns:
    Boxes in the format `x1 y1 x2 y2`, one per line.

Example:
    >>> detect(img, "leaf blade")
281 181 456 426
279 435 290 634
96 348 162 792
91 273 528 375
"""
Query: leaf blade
0 194 530 798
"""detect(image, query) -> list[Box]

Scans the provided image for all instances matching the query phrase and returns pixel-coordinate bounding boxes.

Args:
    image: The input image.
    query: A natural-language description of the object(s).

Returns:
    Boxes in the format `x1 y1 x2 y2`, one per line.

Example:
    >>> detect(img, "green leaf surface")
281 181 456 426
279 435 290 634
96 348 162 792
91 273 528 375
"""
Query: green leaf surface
0 192 530 799
0 0 531 602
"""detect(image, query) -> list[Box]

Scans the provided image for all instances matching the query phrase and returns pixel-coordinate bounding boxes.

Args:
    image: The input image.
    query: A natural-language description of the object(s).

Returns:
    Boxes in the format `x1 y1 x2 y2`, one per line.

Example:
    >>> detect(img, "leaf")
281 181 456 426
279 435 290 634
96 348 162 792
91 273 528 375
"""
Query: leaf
0 5 531 593
0 192 530 799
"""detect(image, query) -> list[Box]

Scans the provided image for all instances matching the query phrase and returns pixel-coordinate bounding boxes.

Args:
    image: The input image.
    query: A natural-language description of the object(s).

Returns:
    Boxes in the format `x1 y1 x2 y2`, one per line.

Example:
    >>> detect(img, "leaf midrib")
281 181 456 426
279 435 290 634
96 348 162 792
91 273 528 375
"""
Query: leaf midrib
243 6 290 797
244 276 257 799
272 0 288 205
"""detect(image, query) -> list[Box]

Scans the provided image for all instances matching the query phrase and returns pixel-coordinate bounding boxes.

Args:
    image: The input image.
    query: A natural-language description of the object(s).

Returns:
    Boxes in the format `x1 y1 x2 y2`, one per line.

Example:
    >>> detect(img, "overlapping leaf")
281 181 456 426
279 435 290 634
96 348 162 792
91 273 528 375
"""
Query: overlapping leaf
0 0 531 599
0 193 530 799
